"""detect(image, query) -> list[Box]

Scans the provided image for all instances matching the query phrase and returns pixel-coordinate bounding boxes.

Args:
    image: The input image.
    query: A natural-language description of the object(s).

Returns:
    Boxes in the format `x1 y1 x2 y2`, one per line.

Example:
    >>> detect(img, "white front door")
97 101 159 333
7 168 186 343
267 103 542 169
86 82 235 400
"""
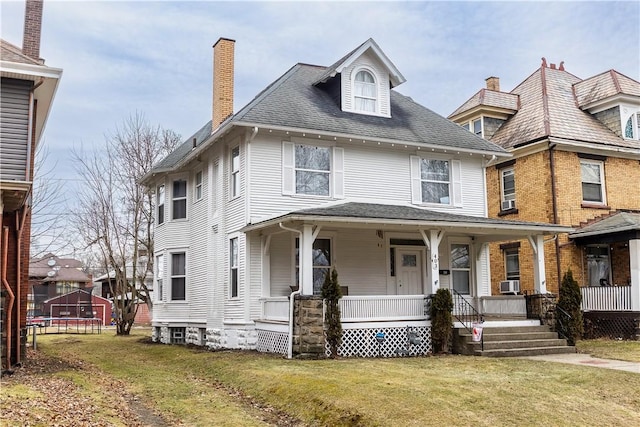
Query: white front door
397 250 423 295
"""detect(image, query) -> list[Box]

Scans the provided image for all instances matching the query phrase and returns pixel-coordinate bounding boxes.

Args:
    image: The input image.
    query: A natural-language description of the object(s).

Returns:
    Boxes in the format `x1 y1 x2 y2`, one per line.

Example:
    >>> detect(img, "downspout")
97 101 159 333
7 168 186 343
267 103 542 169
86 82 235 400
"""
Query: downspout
15 206 29 365
280 222 302 359
548 143 562 290
1 227 15 371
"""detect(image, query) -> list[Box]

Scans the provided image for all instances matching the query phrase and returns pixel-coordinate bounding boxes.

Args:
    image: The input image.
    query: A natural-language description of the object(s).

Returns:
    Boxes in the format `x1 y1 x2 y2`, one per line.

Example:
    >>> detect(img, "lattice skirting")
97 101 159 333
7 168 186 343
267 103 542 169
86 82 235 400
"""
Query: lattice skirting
329 325 432 358
256 329 289 355
583 311 640 340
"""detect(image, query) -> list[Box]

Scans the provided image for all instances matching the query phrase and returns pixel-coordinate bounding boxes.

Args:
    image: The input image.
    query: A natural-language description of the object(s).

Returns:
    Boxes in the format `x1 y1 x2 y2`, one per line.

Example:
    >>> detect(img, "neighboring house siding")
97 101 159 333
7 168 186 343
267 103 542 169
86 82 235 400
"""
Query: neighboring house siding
593 106 622 137
0 78 32 181
269 232 293 297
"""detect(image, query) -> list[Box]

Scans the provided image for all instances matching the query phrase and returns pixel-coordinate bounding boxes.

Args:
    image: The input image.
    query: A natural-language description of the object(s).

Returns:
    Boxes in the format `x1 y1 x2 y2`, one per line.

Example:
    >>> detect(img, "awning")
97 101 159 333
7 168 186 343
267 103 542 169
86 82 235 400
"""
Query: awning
569 211 640 245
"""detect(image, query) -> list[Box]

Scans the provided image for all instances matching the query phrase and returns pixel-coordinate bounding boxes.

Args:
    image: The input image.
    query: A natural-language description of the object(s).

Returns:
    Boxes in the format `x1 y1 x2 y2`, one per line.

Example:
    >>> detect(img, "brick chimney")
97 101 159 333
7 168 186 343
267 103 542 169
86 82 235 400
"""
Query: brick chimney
485 76 500 92
22 0 43 62
212 37 235 132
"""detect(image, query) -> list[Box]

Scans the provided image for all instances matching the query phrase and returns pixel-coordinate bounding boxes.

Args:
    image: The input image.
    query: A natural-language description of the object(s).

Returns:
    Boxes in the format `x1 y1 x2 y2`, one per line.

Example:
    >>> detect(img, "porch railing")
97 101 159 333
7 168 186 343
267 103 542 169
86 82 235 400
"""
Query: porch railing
581 286 632 311
260 295 431 323
260 297 290 322
339 295 429 322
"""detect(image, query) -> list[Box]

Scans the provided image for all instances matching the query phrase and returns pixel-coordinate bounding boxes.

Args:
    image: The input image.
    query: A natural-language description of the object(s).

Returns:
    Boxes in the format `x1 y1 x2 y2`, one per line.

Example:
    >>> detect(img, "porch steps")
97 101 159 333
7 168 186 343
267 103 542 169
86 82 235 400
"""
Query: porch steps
454 324 576 357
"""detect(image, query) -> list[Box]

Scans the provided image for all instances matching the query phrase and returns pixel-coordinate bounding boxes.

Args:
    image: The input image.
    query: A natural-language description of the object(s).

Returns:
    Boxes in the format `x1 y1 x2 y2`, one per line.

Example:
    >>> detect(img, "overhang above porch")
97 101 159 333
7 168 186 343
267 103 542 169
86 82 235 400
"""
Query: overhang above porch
242 202 573 241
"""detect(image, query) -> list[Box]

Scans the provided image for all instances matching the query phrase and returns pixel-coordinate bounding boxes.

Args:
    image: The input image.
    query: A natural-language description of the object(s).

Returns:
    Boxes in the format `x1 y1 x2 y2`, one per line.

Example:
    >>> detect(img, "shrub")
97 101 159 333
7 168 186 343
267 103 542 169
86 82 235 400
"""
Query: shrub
556 269 583 345
431 288 453 353
322 268 343 358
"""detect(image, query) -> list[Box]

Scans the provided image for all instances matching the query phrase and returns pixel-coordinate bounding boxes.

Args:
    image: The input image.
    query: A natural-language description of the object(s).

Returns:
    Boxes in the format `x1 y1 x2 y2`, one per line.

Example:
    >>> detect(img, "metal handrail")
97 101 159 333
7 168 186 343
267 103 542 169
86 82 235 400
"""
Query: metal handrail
451 289 484 351
538 292 572 342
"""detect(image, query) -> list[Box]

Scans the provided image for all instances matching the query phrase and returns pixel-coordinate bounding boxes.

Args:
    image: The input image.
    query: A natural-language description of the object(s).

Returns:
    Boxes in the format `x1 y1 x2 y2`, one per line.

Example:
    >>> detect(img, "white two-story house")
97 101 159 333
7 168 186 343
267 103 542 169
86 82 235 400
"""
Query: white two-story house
142 38 571 357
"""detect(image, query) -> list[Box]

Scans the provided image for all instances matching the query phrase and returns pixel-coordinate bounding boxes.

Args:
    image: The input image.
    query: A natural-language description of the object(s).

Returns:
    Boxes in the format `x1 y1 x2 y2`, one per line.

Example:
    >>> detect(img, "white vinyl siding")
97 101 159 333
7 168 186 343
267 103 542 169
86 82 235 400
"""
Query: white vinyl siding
340 51 391 117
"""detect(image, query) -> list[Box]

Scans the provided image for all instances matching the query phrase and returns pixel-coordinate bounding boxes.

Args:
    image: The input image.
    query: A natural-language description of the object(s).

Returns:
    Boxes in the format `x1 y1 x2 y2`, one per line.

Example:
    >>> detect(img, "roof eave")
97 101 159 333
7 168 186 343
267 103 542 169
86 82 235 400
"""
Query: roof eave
232 120 510 158
242 213 573 235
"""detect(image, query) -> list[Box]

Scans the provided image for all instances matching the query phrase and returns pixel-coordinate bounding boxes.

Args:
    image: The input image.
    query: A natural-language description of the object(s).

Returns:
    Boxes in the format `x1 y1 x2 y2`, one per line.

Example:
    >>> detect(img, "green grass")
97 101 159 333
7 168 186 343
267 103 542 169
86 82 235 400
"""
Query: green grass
8 331 640 426
577 338 640 362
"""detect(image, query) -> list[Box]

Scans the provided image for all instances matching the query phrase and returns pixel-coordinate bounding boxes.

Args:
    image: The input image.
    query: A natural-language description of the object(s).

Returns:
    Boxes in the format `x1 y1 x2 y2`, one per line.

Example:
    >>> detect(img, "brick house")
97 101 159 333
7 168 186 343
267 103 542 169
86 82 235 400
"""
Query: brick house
0 0 62 370
449 59 640 319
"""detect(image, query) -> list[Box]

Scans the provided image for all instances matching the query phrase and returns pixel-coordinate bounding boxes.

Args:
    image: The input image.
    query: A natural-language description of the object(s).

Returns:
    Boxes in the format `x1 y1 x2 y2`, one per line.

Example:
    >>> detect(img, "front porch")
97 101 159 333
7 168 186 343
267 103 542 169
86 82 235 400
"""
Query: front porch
245 202 572 357
256 293 538 357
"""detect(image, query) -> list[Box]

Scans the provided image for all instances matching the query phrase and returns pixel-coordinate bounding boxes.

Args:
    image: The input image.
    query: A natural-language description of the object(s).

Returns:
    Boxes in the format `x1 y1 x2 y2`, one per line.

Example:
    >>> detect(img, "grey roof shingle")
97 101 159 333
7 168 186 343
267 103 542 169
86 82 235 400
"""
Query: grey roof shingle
569 211 640 239
233 64 506 152
246 202 573 235
574 70 640 108
150 55 508 175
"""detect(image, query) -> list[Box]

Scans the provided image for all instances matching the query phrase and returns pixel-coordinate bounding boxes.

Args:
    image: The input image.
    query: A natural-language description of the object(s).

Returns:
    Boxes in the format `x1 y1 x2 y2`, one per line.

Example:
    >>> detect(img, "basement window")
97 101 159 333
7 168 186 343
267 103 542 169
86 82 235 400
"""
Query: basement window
170 327 185 344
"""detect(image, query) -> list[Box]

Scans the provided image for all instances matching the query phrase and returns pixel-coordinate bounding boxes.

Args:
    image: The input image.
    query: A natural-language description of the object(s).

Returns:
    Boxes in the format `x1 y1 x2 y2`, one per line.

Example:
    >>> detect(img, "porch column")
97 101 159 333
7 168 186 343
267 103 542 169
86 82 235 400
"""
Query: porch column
630 239 640 311
528 235 547 294
421 229 443 295
300 224 314 295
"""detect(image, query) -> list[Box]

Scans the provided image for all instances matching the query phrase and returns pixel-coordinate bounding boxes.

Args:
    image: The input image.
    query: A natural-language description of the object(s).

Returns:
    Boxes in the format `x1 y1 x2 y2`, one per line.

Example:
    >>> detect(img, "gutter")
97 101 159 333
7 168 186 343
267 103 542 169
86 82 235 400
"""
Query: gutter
548 143 563 288
1 227 15 372
279 222 302 359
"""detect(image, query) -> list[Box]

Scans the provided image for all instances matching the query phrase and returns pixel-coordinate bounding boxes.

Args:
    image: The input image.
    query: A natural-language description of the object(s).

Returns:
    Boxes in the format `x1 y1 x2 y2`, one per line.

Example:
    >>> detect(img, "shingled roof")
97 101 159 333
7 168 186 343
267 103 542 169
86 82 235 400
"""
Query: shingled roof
149 57 508 176
0 39 41 65
451 61 640 151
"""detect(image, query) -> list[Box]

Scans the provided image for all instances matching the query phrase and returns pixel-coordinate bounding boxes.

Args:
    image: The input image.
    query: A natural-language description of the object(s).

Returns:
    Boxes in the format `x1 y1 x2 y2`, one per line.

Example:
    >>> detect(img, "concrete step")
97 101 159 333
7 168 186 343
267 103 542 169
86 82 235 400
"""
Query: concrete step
477 346 577 358
458 331 559 342
467 338 568 351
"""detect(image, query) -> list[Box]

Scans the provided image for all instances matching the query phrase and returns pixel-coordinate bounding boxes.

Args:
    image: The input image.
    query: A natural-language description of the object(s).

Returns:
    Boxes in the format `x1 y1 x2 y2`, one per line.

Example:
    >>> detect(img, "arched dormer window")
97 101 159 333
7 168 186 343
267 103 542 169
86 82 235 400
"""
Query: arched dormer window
624 112 640 139
354 70 377 113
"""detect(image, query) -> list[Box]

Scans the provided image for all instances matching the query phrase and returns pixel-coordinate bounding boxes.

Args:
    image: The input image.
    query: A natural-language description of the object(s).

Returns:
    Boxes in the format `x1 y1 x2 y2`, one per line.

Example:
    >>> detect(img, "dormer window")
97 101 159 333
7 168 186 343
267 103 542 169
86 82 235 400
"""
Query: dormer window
354 70 377 113
624 112 640 139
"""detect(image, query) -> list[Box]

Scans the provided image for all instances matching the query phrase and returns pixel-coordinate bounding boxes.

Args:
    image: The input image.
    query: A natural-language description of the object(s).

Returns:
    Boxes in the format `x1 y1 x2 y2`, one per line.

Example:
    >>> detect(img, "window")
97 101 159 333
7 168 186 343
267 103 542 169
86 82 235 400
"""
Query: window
473 119 482 137
354 70 377 113
156 254 164 302
501 167 516 210
411 156 461 206
504 248 520 281
171 252 186 301
586 246 610 287
172 179 187 219
230 147 240 198
283 142 344 198
296 238 331 295
624 112 640 139
157 184 165 225
229 238 238 298
581 160 605 204
461 122 470 131
194 171 203 201
421 159 450 204
295 144 331 196
451 243 470 294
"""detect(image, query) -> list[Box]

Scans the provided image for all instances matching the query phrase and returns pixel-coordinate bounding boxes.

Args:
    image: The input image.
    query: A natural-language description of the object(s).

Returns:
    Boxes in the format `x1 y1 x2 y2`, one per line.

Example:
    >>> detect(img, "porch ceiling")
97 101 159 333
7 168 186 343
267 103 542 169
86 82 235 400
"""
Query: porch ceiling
243 202 573 240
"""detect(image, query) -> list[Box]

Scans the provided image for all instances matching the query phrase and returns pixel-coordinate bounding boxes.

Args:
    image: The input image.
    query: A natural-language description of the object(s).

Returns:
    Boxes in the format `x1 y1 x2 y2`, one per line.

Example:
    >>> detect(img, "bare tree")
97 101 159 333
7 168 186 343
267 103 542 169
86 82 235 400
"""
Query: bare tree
73 113 180 335
30 144 71 258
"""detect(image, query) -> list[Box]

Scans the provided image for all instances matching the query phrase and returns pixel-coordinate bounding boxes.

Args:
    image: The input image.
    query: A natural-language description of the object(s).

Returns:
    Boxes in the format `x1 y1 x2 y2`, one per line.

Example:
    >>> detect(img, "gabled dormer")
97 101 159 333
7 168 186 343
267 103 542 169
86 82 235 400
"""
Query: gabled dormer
573 70 640 140
313 38 405 118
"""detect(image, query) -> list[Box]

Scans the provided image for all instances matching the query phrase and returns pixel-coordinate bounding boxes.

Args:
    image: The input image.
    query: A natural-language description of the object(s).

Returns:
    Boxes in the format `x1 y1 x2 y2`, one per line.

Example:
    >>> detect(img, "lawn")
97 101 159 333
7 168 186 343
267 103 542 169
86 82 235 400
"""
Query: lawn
2 331 639 426
577 338 640 362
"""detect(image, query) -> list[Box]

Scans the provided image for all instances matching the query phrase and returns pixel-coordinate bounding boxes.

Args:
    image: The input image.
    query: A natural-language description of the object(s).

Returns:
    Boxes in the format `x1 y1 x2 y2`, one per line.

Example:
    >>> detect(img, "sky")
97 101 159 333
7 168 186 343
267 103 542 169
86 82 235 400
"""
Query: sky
1 0 639 255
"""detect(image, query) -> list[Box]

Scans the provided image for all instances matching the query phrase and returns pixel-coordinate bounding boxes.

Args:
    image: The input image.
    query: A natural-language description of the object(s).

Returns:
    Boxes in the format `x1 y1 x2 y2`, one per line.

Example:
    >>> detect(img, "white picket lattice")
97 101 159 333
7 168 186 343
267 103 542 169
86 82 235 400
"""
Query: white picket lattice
256 329 289 355
328 325 432 358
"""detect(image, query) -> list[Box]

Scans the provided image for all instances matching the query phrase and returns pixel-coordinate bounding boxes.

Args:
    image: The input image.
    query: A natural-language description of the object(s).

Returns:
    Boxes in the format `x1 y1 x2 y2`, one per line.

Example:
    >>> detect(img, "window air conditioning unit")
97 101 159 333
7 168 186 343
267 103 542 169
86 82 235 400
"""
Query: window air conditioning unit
500 280 520 294
501 199 516 210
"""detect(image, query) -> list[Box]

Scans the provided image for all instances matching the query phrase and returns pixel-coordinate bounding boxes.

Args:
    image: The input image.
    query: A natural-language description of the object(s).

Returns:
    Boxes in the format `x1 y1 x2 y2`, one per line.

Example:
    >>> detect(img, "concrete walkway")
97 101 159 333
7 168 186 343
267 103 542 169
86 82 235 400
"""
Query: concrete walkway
521 353 640 373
